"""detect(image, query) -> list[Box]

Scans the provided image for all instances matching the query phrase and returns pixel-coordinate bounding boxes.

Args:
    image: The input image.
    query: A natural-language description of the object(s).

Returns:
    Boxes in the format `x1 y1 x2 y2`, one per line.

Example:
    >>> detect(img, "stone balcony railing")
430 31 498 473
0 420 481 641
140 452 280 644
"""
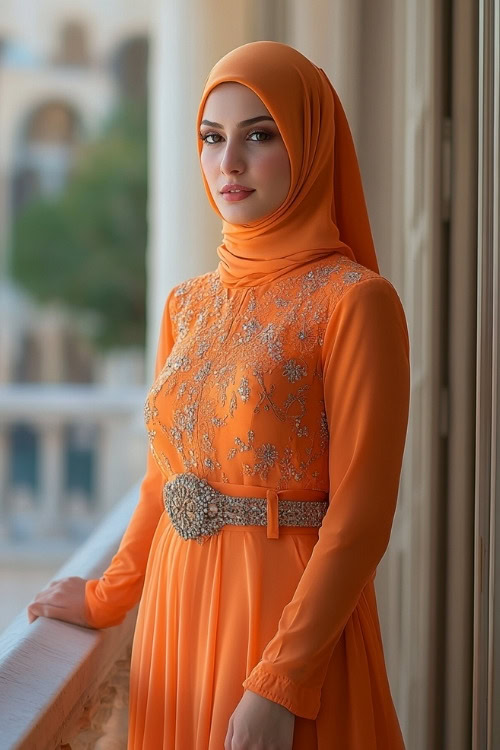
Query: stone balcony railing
0 384 147 543
0 482 140 750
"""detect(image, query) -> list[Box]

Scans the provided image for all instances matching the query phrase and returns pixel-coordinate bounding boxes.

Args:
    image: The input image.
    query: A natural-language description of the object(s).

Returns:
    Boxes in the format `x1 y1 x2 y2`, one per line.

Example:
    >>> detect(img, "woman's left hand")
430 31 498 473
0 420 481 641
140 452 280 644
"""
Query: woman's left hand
224 689 295 749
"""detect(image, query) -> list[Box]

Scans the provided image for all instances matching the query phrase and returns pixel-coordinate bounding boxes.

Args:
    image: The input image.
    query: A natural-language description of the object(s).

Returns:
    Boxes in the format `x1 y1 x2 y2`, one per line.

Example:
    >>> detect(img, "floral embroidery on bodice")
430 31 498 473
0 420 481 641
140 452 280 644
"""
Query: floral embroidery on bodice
144 253 376 491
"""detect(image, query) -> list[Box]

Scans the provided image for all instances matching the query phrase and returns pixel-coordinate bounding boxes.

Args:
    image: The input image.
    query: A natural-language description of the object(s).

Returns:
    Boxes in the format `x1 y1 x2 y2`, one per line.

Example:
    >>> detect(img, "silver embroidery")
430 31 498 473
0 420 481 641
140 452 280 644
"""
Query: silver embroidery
234 430 255 452
194 361 212 381
144 256 372 487
283 359 308 383
253 443 279 479
259 323 284 362
343 270 362 284
197 340 210 357
237 376 250 403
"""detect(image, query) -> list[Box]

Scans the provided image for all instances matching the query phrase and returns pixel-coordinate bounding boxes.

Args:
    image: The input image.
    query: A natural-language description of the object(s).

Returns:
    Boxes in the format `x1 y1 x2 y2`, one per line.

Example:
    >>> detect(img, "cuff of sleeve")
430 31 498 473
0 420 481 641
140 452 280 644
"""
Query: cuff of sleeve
84 578 127 630
242 662 321 720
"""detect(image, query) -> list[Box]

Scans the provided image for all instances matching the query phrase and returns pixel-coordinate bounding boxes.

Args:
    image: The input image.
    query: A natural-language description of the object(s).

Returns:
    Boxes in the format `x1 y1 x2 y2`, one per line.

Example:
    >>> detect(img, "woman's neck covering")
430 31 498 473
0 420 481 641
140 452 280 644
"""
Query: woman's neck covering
196 41 379 288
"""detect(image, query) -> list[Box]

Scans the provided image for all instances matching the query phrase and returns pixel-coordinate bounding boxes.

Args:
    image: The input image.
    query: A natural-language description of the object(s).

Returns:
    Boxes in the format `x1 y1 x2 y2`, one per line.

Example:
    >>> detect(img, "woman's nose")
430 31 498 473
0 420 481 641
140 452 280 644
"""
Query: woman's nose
219 140 245 174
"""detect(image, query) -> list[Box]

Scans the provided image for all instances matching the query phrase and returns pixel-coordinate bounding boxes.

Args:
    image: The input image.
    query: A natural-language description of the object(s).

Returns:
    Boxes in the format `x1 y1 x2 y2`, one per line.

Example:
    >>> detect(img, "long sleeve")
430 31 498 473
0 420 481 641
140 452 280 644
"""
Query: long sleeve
84 287 177 629
242 276 410 719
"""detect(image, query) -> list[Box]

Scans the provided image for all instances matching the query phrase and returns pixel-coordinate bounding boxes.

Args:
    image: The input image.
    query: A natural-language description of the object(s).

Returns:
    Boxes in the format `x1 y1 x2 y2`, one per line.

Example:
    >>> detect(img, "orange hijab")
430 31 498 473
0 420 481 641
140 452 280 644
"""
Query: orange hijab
196 41 379 287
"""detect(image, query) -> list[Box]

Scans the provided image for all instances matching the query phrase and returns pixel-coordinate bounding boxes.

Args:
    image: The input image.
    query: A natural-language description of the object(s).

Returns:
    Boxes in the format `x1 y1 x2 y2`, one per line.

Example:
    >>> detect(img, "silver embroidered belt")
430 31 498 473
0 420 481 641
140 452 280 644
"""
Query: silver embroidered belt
162 472 329 544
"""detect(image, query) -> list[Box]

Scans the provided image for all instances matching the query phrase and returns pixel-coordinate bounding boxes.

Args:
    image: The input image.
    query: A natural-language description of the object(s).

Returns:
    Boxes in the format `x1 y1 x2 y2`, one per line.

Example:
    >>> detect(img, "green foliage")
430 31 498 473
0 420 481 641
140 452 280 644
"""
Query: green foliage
11 98 148 350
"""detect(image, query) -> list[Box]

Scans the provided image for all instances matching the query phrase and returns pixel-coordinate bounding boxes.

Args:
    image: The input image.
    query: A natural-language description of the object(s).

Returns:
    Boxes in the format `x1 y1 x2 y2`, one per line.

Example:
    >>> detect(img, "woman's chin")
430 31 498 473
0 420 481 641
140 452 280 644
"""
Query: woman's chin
220 206 261 224
218 198 284 225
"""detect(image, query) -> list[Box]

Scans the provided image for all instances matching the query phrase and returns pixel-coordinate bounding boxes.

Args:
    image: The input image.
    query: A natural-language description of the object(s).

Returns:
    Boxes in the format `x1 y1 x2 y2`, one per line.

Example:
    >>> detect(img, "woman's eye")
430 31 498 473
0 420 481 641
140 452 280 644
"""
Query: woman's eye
200 132 222 144
248 130 272 141
199 130 272 144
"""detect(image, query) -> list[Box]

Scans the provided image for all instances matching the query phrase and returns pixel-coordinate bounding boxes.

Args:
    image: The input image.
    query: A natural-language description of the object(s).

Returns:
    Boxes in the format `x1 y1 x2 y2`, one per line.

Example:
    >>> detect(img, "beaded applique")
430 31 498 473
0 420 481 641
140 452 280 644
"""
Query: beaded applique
162 472 328 544
144 254 374 491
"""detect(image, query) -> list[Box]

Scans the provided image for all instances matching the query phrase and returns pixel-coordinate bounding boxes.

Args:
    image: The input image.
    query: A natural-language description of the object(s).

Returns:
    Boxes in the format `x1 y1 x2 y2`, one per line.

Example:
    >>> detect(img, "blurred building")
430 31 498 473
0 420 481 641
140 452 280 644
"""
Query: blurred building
0 0 152 629
0 0 150 256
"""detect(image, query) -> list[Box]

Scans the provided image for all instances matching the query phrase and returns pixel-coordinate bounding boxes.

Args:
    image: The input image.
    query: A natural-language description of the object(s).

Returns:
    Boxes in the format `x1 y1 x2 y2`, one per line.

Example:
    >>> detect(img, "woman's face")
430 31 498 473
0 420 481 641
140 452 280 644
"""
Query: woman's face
199 82 291 224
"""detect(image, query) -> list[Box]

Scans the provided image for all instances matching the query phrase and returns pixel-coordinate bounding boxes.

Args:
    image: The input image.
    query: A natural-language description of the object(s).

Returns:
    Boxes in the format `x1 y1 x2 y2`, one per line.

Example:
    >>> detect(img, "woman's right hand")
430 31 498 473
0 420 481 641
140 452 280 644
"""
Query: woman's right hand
27 576 91 628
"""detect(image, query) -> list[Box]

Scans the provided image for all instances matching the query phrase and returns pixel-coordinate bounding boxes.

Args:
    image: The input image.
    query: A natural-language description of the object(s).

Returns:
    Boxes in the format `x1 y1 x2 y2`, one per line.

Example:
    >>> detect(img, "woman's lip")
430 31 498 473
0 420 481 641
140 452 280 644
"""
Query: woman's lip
221 189 255 202
220 185 254 193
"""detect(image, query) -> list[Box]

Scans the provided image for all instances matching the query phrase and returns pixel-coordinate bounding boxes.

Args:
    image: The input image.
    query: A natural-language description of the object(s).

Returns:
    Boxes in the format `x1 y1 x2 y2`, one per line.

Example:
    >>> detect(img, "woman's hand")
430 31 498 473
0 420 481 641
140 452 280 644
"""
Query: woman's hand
224 689 295 749
27 576 90 628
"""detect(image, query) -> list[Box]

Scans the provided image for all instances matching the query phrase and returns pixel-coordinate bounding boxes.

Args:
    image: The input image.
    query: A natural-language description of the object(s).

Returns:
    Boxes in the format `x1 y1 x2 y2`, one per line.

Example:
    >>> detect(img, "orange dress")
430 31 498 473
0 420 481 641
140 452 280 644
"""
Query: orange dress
85 252 410 749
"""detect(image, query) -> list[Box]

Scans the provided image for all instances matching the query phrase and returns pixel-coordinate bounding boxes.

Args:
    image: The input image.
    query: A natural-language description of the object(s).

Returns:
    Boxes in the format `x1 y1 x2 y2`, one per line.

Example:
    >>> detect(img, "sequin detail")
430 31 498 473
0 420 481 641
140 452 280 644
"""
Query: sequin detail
162 472 328 544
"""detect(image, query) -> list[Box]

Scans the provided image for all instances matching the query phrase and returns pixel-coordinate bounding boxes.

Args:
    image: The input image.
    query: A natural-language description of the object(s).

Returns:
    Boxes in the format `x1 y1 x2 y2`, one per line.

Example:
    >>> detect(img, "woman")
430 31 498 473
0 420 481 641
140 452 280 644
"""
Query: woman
28 41 410 749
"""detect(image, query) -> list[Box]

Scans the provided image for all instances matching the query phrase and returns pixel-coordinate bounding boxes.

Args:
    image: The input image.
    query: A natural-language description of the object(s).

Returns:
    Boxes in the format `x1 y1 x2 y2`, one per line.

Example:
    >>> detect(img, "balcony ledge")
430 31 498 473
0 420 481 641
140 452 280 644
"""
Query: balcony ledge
0 482 140 750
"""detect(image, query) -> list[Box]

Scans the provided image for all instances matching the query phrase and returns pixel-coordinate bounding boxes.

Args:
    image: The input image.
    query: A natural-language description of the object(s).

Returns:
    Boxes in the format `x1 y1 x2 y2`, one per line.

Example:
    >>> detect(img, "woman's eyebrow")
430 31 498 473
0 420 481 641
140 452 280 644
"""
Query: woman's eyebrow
200 115 275 129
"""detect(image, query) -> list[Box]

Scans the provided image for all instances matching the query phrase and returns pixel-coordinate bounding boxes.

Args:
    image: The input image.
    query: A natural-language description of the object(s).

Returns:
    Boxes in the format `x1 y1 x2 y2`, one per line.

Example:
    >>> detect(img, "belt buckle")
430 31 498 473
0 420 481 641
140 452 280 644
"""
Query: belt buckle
162 472 225 543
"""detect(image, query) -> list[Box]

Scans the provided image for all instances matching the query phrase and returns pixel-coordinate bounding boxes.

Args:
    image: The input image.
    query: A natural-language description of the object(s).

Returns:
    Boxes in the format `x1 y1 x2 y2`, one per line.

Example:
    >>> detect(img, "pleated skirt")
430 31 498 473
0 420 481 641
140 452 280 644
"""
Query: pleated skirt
127 510 406 749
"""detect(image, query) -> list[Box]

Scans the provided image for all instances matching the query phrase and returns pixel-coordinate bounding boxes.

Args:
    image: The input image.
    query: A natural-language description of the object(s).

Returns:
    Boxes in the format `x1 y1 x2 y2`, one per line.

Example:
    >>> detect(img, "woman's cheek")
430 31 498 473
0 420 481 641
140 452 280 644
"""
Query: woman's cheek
259 148 289 182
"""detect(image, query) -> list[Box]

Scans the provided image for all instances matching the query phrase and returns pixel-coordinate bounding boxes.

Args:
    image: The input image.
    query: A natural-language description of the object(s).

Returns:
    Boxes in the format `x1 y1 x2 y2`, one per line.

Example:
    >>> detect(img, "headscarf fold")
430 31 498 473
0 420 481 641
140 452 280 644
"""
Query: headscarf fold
196 41 379 287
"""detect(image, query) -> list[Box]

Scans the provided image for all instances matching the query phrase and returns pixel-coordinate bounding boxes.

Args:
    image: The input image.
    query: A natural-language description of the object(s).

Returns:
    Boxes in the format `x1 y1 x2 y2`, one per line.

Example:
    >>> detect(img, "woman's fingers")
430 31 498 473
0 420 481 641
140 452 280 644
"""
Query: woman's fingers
28 602 67 622
29 579 61 605
31 590 55 605
30 589 61 608
32 588 67 607
26 576 89 627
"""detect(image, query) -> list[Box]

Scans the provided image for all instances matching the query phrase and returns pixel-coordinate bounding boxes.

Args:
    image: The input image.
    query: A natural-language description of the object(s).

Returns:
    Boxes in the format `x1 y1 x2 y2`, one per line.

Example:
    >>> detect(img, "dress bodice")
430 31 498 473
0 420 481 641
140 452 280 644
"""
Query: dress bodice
144 253 376 491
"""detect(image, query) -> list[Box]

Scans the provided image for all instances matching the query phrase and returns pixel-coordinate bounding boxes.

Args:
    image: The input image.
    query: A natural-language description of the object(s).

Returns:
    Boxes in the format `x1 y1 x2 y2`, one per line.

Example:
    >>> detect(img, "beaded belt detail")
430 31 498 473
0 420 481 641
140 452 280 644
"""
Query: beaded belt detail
162 472 329 545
